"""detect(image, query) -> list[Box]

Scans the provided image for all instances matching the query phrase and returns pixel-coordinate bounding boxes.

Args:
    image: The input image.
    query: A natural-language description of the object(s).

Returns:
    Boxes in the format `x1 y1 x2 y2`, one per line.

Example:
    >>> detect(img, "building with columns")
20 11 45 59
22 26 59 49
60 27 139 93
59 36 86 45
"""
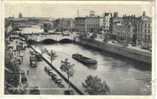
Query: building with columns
75 11 103 34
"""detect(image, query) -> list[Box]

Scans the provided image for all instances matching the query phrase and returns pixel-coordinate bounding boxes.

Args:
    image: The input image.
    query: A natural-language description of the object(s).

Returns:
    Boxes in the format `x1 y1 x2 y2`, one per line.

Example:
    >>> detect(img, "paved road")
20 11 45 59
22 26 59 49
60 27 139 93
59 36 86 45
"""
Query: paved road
19 47 68 94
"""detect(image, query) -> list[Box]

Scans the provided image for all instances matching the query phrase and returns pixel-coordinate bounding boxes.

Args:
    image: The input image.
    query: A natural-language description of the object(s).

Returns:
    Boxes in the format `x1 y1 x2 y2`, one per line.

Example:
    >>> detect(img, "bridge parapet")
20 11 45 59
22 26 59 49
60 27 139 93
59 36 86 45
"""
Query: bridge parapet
26 34 75 42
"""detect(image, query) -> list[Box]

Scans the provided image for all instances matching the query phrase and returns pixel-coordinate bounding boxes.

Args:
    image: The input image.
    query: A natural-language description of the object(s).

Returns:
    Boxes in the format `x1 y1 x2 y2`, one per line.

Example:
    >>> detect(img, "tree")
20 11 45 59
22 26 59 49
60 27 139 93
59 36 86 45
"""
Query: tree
43 23 51 33
60 58 74 89
40 48 48 55
82 75 110 95
47 50 57 63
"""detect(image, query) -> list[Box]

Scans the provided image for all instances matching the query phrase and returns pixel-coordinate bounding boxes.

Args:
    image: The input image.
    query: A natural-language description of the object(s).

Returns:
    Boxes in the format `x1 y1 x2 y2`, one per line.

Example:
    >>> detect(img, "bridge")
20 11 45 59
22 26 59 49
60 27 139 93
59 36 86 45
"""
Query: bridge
22 33 78 43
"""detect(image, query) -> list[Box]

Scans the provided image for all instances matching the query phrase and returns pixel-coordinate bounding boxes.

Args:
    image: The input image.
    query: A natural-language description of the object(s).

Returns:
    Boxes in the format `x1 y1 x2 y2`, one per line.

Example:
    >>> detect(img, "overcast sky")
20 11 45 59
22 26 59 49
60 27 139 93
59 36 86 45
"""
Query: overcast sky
5 2 152 18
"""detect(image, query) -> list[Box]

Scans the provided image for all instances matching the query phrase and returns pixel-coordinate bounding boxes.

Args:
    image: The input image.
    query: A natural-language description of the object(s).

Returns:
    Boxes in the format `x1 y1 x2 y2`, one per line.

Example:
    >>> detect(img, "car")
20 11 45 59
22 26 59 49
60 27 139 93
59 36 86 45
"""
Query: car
30 55 37 67
55 79 62 83
21 76 27 84
57 83 65 88
44 67 52 73
64 90 74 95
35 54 42 61
29 86 40 94
49 71 57 77
51 75 58 81
44 67 51 72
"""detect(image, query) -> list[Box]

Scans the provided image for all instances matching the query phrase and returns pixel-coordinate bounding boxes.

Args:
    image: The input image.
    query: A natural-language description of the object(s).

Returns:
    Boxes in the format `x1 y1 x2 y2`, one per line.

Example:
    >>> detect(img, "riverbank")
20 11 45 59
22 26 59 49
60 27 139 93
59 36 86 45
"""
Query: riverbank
28 37 151 65
75 38 151 65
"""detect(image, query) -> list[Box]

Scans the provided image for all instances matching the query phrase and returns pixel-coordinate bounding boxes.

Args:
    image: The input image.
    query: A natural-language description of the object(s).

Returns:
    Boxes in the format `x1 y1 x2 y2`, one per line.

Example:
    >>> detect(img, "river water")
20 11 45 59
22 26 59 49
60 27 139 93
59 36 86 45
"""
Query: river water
36 43 151 95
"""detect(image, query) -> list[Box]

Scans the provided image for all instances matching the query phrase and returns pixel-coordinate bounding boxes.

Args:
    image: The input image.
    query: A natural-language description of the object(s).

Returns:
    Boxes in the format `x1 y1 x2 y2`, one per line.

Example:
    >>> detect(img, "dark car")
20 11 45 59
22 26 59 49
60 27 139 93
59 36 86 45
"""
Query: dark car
30 56 37 68
64 90 74 95
29 86 40 94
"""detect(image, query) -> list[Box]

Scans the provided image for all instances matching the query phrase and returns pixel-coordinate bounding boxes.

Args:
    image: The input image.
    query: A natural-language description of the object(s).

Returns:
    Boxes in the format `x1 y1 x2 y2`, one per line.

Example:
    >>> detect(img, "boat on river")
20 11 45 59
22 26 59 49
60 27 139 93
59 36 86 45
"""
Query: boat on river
72 53 97 65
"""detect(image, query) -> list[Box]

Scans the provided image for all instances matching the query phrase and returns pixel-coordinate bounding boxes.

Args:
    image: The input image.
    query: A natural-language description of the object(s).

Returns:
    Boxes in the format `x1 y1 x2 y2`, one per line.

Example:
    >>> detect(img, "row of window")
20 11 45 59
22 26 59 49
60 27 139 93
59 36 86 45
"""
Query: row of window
86 24 99 28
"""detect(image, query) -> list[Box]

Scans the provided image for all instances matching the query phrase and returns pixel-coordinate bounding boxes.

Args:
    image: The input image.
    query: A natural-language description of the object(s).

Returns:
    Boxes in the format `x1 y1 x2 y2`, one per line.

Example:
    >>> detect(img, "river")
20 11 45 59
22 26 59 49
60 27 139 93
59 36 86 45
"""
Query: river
35 43 151 95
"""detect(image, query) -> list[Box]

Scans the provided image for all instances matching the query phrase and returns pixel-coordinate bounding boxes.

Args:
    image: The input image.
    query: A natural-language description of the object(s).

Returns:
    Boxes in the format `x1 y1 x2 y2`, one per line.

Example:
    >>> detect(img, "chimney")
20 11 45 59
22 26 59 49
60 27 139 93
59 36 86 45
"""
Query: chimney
89 10 95 17
77 9 79 17
143 11 146 16
113 12 118 17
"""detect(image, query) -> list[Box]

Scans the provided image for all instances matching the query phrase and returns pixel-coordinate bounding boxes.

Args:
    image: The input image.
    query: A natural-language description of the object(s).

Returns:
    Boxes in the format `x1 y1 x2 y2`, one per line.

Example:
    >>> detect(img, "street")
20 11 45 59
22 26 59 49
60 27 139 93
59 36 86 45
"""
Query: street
19 47 68 94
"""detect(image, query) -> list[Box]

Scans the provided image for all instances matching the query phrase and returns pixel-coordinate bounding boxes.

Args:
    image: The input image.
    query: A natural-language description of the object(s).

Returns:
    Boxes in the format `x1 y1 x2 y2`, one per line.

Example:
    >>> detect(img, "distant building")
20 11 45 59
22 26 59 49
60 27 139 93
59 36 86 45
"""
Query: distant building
75 11 103 34
111 12 136 44
122 15 138 44
5 18 13 37
53 18 74 32
18 12 23 18
85 16 102 33
102 12 112 33
75 17 86 33
136 12 152 50
111 16 123 39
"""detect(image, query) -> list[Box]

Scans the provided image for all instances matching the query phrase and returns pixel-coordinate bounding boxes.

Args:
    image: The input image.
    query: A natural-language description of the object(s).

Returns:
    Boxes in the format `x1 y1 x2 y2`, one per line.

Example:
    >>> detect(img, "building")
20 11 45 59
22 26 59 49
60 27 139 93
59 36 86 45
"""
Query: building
75 11 103 34
122 15 138 44
102 12 112 33
53 18 74 32
75 17 86 33
85 16 102 33
85 11 103 33
101 12 112 41
136 12 152 50
111 12 136 44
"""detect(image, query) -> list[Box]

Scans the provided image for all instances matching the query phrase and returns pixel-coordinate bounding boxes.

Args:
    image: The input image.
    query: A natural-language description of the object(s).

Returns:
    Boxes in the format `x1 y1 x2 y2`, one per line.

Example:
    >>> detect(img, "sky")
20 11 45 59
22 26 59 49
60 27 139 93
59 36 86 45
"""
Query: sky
5 2 152 18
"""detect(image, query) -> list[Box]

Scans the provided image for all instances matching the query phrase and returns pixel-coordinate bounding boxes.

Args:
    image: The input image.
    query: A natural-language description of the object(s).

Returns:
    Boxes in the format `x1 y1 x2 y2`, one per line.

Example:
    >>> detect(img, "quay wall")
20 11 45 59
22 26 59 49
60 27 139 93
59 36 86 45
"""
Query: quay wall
76 38 151 64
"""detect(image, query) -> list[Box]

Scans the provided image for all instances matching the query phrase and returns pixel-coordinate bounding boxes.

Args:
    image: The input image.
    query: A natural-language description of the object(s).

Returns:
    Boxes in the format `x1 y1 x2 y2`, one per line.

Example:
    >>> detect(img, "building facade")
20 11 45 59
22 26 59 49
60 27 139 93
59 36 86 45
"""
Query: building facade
85 16 102 33
75 11 103 34
111 13 136 44
136 12 152 50
53 18 74 32
102 12 112 33
75 17 86 33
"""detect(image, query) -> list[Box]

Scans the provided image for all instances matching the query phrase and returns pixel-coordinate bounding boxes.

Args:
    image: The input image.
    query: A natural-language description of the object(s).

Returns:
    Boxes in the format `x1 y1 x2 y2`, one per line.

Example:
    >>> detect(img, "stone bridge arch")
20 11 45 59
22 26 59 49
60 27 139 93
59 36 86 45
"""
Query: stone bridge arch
26 34 75 43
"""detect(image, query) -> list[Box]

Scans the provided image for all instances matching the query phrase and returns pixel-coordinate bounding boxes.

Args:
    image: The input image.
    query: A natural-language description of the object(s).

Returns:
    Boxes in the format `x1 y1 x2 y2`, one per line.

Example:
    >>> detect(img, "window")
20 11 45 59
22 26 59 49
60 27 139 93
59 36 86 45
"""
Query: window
148 24 150 28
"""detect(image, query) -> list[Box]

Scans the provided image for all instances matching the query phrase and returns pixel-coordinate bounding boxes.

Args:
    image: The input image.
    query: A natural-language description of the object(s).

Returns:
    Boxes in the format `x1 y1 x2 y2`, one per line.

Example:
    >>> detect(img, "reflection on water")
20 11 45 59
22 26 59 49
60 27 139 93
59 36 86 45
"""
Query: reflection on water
36 43 151 95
